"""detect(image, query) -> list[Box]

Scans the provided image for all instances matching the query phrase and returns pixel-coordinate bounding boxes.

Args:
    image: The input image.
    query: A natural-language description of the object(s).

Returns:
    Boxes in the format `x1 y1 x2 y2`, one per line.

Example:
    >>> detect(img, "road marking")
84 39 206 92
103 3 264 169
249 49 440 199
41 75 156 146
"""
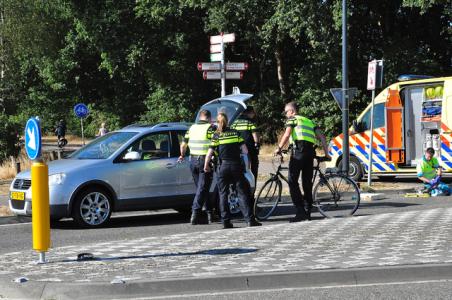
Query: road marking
118 279 452 299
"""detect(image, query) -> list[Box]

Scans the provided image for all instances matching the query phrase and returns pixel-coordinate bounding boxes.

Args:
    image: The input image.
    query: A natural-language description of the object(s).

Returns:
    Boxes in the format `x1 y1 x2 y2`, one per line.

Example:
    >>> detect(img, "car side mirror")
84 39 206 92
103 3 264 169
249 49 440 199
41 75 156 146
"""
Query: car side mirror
124 151 141 161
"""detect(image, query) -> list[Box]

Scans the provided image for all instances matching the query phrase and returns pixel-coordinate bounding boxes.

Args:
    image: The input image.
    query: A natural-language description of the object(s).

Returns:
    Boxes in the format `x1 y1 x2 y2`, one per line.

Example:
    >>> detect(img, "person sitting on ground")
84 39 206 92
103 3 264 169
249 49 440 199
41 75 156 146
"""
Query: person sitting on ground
417 147 451 196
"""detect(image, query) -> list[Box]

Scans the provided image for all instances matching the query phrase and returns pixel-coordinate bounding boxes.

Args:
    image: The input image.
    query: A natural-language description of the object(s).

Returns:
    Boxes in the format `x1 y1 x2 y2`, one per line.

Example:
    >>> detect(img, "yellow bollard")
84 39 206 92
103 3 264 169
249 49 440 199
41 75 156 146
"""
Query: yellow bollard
31 160 51 263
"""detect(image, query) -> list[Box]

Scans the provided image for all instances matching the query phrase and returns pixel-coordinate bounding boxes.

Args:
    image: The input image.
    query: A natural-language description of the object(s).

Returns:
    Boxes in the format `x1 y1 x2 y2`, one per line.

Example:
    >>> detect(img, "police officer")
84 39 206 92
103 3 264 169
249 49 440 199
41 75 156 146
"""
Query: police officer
231 106 260 185
275 102 330 222
204 113 262 229
179 110 215 225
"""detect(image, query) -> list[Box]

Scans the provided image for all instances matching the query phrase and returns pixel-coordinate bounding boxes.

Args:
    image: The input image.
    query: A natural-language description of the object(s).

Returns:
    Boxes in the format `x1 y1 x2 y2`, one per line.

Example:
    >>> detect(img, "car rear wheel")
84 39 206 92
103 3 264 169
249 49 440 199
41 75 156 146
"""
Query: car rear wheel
338 156 363 182
72 188 112 228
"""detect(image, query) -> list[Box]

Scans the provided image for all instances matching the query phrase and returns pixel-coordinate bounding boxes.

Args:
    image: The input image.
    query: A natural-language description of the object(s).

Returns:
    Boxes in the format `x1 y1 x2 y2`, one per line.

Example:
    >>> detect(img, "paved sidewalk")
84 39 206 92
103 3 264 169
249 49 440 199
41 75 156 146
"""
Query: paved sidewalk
1 207 452 285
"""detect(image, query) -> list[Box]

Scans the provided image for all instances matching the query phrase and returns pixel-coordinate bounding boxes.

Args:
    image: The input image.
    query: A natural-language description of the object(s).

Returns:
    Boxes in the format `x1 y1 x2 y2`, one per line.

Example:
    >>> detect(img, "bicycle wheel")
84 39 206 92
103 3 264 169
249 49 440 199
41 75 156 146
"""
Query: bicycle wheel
313 174 360 218
254 178 282 221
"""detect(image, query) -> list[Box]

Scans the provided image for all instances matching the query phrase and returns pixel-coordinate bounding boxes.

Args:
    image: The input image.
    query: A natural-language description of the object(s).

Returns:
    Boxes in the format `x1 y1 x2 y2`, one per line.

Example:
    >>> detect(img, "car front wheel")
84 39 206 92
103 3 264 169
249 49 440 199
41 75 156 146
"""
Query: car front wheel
72 188 112 228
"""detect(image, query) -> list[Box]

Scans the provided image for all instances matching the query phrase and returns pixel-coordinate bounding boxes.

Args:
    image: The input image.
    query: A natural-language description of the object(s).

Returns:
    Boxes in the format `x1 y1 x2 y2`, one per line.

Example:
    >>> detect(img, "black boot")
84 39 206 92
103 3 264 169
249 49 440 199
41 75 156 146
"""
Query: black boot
247 218 262 227
289 207 308 223
190 211 200 225
306 207 312 221
223 220 233 229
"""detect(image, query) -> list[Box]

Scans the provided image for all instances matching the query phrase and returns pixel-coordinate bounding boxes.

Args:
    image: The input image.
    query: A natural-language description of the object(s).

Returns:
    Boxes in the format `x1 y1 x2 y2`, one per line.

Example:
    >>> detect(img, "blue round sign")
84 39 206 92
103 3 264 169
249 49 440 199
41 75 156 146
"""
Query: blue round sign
74 103 89 118
25 118 42 160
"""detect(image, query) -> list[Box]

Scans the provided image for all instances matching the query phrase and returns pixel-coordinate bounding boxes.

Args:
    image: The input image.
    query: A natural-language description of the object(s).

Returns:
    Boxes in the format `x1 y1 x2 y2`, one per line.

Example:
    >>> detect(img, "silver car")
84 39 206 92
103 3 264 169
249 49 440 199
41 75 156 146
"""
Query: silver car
9 93 255 228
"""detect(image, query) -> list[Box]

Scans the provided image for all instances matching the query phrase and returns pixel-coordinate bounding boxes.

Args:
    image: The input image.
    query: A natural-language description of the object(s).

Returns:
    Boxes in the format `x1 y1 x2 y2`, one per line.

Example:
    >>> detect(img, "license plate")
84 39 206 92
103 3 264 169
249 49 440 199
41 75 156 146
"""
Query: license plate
10 191 25 201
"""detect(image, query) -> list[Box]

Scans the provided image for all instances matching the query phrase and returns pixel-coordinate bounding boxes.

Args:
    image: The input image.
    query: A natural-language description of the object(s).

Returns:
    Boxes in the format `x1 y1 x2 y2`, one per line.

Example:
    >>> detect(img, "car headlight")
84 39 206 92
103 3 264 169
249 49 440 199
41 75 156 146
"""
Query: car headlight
49 173 66 185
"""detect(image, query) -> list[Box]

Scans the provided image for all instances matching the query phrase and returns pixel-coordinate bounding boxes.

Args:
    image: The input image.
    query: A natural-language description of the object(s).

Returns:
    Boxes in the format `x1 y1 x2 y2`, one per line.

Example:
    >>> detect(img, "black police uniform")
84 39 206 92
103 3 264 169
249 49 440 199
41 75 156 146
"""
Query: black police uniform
210 128 253 225
184 121 216 215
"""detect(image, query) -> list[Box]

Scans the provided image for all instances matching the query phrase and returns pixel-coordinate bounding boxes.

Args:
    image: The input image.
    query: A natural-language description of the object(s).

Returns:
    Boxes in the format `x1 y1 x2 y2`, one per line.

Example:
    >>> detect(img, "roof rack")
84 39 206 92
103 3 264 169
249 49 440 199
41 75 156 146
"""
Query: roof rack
397 74 434 82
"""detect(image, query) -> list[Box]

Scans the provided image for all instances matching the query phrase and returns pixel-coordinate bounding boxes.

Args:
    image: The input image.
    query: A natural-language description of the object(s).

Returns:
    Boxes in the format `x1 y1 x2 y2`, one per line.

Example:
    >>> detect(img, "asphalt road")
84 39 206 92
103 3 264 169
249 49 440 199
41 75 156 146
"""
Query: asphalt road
1 193 452 256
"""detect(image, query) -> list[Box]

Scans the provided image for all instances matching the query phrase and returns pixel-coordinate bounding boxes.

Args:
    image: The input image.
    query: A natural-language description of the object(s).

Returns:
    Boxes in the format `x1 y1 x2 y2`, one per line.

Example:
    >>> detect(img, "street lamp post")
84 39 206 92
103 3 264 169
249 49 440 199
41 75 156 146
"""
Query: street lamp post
341 0 350 174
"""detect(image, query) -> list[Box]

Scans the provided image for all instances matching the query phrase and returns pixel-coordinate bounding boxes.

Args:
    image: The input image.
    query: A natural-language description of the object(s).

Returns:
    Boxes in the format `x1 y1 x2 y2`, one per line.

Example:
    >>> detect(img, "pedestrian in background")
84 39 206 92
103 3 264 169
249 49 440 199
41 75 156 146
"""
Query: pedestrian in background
204 113 261 229
97 122 108 137
55 119 67 148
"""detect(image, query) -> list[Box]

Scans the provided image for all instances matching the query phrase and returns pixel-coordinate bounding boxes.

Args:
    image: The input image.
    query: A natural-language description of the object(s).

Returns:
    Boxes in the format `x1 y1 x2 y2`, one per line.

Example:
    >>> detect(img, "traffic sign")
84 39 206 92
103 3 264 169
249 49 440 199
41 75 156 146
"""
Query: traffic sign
210 53 223 62
25 118 42 160
203 71 243 80
225 62 248 71
210 33 235 44
197 62 221 71
330 88 357 110
210 44 222 53
74 103 89 118
367 60 384 90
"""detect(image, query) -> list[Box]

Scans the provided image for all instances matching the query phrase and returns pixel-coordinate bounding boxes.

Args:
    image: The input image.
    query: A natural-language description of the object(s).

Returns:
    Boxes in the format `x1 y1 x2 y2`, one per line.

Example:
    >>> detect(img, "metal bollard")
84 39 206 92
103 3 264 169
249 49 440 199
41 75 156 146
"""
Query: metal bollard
31 160 51 263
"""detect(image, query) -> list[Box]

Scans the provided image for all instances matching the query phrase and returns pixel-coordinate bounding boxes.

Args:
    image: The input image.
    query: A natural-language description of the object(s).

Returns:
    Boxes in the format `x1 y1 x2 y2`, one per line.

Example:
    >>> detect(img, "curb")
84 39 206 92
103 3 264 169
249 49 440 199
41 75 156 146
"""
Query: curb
2 263 452 299
0 215 31 225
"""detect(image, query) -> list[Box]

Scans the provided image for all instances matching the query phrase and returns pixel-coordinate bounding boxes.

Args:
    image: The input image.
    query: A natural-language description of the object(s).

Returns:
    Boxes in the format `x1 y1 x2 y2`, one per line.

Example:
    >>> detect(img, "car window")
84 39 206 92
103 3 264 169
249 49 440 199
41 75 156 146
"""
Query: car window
359 103 385 131
69 132 138 159
174 130 189 156
124 132 170 160
196 100 244 125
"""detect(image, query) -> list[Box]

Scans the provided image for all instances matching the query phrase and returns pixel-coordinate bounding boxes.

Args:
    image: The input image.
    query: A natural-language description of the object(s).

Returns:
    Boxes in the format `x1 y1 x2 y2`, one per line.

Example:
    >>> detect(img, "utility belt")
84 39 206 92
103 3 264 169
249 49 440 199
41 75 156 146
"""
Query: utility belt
290 140 314 153
190 155 206 161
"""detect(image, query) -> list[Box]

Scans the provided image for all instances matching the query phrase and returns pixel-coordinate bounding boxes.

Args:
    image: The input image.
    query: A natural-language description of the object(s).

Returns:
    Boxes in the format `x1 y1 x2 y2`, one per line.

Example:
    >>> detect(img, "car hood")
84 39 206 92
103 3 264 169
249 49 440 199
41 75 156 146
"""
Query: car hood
17 159 107 178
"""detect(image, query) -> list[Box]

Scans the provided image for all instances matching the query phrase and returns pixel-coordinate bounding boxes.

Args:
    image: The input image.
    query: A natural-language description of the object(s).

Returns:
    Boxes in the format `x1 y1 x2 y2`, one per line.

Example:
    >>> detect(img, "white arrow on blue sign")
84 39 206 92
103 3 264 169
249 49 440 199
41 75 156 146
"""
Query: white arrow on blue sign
74 103 89 118
25 118 42 160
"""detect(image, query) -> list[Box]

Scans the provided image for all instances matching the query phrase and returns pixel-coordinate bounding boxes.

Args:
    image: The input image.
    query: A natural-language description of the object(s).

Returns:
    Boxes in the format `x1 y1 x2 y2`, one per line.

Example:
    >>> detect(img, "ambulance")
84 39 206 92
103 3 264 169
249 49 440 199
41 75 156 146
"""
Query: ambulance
327 75 452 181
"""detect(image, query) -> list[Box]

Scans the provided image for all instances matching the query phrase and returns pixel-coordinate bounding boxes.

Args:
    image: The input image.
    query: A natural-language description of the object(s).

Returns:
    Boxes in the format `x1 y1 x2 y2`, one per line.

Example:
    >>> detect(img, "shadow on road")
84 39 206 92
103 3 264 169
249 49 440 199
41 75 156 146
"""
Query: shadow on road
56 248 259 264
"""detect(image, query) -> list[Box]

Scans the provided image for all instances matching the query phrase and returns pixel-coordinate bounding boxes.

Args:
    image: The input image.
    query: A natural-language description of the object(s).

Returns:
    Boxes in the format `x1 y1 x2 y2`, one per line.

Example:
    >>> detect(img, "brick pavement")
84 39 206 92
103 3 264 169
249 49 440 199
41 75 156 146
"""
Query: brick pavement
1 207 452 284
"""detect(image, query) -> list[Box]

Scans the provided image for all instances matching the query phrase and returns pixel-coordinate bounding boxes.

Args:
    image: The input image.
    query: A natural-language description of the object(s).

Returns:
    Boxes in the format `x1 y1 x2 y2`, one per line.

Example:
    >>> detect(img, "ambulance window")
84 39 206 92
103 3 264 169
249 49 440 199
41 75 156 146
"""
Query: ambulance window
360 103 385 131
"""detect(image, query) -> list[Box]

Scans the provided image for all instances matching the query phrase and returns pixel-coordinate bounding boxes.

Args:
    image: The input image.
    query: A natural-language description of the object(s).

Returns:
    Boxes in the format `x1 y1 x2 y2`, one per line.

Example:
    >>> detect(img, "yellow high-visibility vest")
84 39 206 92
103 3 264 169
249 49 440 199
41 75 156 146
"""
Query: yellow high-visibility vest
187 123 214 155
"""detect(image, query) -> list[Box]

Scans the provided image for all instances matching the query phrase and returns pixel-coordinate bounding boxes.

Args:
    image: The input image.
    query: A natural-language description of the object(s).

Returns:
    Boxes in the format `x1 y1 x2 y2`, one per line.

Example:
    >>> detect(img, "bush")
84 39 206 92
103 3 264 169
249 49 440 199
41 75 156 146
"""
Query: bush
66 104 121 137
0 113 20 164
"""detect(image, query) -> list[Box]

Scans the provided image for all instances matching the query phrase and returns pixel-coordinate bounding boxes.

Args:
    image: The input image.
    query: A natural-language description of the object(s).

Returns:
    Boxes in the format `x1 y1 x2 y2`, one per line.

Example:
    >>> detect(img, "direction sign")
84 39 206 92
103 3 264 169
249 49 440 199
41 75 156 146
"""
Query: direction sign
197 62 221 71
330 88 357 110
25 118 42 160
210 44 222 53
210 53 223 62
225 62 248 71
74 103 89 118
210 33 235 44
203 71 243 80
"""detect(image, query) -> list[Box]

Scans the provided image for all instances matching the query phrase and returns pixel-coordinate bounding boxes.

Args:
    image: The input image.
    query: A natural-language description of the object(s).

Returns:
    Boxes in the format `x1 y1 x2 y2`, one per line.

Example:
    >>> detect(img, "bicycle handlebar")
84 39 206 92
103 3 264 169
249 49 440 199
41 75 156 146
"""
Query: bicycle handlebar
315 156 331 163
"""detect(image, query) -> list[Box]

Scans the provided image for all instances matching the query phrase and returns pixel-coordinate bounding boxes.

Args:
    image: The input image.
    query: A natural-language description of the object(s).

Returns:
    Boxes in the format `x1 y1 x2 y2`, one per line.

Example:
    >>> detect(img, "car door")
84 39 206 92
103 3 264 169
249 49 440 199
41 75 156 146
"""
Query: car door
171 130 196 196
117 131 178 203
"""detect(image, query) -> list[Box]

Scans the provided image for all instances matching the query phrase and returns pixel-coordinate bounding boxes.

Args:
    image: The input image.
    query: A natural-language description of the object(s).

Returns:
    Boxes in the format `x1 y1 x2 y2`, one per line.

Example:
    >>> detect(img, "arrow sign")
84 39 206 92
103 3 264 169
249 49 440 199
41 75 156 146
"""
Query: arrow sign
330 88 357 111
25 118 42 160
203 71 243 80
197 62 221 71
210 33 235 44
225 62 248 71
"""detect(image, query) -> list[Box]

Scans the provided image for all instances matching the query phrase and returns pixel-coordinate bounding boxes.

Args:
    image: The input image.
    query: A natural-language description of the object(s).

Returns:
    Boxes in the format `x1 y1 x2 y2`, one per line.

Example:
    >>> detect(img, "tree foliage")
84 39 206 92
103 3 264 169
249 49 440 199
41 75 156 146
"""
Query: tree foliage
0 0 450 156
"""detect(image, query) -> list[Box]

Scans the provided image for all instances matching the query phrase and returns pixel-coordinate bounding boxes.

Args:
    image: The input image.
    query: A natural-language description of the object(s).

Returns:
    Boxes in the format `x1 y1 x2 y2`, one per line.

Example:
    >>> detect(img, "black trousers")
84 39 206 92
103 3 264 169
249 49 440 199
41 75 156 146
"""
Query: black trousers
217 161 252 222
190 156 213 212
249 151 259 185
288 147 315 211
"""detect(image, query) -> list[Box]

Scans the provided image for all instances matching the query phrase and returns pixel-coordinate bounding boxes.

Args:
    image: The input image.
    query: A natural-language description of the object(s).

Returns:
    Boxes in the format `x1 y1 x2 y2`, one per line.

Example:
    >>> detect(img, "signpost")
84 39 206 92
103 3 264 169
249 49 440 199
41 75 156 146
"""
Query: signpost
25 117 50 264
74 103 89 145
366 59 384 186
198 33 248 97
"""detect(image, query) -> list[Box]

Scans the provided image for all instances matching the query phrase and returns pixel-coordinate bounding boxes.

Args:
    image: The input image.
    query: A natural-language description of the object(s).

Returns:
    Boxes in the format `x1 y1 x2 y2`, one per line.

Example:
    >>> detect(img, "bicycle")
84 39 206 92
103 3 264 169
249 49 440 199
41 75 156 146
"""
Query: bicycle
253 149 360 220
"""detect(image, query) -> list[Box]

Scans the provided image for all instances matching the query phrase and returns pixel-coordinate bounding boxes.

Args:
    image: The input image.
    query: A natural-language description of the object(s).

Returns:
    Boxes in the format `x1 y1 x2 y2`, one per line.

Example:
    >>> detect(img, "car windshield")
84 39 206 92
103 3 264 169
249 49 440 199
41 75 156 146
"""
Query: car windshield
69 132 138 159
196 100 244 125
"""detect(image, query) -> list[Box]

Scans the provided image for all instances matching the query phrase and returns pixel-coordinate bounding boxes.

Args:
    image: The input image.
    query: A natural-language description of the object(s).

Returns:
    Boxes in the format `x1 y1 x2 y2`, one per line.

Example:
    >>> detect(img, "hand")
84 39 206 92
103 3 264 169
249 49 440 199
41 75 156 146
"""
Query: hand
177 155 184 163
274 147 282 156
204 165 211 173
